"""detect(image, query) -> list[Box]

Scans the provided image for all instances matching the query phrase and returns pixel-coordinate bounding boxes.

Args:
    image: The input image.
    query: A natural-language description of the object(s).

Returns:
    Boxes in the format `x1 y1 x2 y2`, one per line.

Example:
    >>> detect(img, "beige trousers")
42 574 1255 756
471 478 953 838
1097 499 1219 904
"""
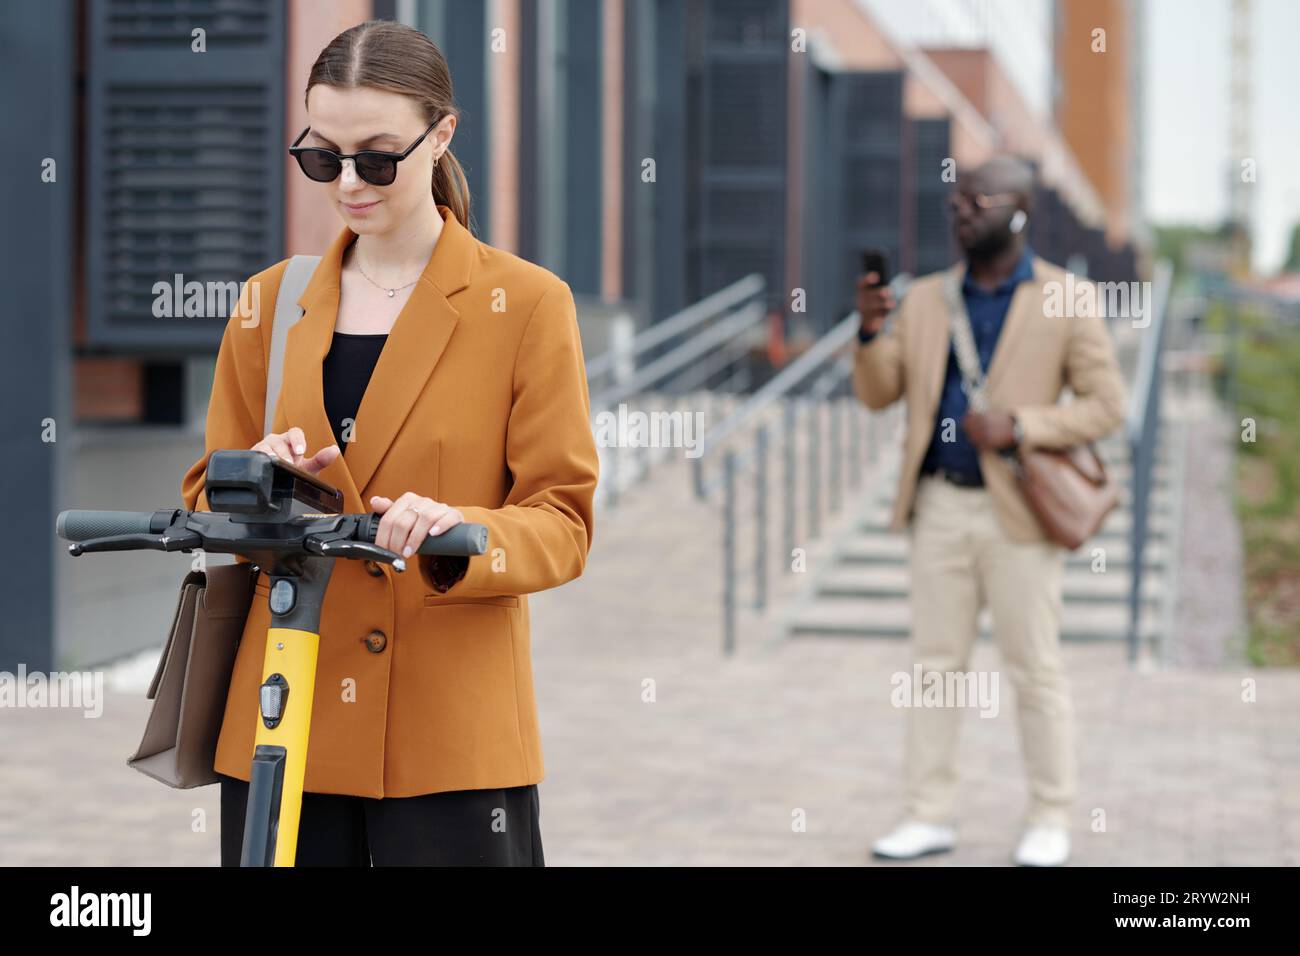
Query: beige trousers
904 475 1075 829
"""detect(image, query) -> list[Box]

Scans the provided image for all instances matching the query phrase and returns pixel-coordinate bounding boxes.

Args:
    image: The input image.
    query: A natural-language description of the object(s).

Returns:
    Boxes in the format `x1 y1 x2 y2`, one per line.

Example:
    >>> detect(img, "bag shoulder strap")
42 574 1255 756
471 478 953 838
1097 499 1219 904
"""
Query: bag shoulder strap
942 258 1040 414
942 269 989 413
264 254 321 437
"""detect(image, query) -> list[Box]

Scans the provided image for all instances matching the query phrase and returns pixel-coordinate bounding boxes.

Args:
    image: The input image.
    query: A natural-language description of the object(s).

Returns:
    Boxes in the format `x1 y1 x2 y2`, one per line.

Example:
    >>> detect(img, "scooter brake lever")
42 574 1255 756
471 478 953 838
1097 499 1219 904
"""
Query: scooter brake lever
68 529 203 555
303 536 409 571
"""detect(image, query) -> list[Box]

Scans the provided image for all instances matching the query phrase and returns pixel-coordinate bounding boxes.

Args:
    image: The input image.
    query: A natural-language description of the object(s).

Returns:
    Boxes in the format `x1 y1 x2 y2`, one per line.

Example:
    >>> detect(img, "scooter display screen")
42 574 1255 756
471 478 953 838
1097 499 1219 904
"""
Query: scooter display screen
206 450 344 517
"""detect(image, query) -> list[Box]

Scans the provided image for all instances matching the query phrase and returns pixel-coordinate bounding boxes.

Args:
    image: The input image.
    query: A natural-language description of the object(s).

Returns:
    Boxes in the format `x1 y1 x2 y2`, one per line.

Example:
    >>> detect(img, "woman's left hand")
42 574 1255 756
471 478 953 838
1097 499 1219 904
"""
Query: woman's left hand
370 493 465 559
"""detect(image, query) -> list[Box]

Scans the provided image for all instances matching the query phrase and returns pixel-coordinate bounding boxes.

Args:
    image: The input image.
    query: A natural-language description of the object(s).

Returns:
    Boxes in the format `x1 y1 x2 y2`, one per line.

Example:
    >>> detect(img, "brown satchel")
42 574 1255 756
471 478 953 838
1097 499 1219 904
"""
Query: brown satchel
127 563 257 787
126 254 320 788
943 267 1118 551
1010 444 1118 550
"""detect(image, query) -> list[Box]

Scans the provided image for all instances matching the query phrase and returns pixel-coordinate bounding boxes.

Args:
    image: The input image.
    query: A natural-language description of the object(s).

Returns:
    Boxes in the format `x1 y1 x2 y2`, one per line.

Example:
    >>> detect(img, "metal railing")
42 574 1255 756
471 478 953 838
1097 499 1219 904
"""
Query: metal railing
585 274 769 507
692 277 910 654
1203 273 1300 418
585 274 765 392
1125 258 1174 662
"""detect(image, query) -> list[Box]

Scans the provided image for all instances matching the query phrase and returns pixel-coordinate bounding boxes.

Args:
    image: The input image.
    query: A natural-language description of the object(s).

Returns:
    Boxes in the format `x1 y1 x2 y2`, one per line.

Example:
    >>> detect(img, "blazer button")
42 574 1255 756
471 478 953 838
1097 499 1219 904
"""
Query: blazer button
363 629 387 653
364 560 384 577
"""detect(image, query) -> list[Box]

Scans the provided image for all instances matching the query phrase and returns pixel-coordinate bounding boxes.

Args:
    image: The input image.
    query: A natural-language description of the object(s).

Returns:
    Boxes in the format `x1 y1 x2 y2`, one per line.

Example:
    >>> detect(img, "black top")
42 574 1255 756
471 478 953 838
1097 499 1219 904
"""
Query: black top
322 331 388 453
323 329 469 592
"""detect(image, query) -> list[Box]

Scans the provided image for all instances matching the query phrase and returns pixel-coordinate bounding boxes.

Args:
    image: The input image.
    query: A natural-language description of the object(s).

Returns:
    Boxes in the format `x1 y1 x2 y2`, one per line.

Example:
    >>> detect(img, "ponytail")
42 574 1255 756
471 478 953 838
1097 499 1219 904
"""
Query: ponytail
432 147 473 233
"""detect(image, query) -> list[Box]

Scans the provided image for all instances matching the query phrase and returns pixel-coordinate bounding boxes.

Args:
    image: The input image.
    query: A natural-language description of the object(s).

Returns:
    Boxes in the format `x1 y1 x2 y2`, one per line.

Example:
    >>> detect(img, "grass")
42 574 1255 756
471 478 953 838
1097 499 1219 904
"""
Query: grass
1215 307 1300 666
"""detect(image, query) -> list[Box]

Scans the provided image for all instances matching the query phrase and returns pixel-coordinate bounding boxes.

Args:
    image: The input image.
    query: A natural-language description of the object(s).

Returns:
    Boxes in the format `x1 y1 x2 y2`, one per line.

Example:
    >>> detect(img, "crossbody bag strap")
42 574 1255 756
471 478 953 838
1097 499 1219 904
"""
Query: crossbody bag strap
942 268 989 413
264 254 322 437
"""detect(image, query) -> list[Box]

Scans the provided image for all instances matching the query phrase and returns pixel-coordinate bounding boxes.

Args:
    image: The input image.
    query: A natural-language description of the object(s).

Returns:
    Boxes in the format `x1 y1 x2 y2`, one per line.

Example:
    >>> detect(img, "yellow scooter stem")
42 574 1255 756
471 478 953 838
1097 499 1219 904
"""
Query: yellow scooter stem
240 626 319 867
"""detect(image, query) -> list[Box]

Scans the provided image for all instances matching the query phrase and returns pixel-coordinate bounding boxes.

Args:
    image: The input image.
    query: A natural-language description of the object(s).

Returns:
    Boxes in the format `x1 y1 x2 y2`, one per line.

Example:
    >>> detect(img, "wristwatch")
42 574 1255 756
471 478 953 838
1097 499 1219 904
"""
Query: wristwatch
1010 416 1025 450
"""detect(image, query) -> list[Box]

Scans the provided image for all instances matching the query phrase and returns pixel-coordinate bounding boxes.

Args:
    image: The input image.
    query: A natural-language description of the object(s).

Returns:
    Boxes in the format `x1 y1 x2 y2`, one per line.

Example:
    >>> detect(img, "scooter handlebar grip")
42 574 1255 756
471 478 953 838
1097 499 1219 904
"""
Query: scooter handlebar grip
418 522 488 556
359 514 488 556
56 509 159 542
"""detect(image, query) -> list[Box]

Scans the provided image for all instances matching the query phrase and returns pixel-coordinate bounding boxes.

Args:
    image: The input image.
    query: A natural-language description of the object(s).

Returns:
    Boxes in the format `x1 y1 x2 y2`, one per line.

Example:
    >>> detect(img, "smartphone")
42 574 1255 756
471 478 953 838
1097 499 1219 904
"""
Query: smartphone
861 249 890 287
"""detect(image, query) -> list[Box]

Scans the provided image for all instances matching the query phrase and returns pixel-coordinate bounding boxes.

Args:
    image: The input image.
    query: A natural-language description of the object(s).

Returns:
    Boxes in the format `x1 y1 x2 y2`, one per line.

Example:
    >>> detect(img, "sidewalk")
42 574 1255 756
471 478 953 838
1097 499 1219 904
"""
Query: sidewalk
4 445 1297 866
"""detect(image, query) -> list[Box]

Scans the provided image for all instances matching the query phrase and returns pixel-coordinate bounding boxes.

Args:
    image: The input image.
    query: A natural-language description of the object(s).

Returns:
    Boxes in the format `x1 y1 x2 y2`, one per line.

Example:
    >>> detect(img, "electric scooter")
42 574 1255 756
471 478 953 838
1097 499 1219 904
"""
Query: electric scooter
55 449 489 867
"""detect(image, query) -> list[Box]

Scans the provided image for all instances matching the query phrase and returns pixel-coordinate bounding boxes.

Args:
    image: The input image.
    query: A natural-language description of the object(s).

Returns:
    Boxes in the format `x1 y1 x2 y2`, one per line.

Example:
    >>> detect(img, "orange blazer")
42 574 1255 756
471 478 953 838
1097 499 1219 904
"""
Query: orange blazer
180 204 599 798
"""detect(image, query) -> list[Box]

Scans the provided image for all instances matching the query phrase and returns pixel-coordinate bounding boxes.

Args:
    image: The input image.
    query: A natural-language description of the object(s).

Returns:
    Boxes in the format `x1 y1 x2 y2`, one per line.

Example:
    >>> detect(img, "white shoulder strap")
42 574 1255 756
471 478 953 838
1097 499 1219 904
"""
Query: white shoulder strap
264 254 321 437
943 269 989 413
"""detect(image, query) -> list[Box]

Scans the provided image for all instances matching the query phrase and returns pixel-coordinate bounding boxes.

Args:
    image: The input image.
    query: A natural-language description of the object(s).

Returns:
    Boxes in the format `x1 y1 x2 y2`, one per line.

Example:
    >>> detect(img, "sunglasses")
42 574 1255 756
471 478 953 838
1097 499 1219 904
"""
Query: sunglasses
944 191 1020 215
289 119 439 186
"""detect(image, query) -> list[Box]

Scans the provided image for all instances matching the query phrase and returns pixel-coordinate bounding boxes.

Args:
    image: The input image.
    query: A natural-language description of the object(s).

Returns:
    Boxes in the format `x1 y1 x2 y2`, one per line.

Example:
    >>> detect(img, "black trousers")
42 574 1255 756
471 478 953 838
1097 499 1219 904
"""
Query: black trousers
218 772 544 866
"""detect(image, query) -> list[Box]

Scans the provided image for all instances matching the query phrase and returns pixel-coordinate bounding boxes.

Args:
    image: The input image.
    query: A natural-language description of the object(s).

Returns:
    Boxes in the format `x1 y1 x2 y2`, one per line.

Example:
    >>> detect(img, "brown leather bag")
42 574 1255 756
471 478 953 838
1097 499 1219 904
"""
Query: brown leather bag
943 268 1118 551
1011 444 1119 550
127 562 257 787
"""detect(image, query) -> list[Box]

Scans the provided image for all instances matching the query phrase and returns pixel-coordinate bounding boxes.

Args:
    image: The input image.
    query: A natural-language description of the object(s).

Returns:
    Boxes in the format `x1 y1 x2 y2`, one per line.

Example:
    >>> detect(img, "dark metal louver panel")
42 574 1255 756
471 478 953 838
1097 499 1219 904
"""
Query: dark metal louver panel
702 179 785 237
705 61 787 168
912 117 952 276
105 0 273 45
87 0 285 350
704 0 786 44
830 70 903 320
699 247 777 300
687 0 788 306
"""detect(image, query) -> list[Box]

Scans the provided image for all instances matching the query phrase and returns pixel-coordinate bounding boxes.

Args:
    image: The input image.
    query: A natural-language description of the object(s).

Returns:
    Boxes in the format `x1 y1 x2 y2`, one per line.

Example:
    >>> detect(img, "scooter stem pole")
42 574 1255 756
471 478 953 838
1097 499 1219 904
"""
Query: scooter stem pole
240 554 334 867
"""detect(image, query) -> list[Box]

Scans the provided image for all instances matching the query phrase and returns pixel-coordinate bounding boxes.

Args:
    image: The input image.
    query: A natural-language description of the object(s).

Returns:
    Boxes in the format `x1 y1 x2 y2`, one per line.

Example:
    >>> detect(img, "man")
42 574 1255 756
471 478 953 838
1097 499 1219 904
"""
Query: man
852 155 1126 866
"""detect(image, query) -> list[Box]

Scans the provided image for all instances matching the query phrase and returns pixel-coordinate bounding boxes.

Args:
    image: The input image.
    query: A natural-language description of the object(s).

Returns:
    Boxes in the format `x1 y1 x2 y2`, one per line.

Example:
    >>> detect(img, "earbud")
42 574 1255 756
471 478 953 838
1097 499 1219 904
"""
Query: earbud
1009 210 1028 234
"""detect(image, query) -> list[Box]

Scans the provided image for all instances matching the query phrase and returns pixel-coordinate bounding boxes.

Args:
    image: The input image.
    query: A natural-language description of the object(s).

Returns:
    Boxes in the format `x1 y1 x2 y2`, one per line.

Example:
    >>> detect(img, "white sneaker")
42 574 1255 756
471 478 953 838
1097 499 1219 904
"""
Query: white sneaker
870 821 956 860
1013 825 1070 866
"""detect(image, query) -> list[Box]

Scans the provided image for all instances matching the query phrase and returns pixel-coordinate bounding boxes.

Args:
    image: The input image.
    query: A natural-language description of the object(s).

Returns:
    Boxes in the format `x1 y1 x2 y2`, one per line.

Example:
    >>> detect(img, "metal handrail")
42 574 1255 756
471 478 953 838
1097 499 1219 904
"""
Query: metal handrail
584 273 766 385
591 300 765 410
1199 278 1300 323
693 275 911 499
1125 258 1174 662
589 275 769 507
690 275 911 653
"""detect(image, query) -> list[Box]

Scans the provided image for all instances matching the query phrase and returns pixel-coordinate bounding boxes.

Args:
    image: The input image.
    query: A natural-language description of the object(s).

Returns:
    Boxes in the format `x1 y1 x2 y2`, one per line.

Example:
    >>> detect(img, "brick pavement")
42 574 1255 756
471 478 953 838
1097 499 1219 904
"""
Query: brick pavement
5 404 1296 866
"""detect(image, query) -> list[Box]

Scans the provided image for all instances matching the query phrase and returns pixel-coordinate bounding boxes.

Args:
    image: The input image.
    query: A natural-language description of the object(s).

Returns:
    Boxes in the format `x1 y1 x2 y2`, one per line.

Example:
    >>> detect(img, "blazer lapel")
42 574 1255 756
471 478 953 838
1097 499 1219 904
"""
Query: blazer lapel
918 262 964 415
280 204 475 516
984 256 1043 394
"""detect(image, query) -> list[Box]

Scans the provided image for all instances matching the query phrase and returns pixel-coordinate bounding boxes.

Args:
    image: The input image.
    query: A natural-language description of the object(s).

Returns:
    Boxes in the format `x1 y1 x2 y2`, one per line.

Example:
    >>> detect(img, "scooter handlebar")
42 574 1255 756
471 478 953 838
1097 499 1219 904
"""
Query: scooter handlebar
57 509 489 558
57 509 164 541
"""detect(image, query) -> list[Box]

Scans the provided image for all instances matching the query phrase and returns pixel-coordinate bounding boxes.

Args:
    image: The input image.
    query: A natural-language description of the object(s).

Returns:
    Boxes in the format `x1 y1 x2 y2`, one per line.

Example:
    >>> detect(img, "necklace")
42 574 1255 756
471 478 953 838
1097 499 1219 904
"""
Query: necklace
355 251 421 298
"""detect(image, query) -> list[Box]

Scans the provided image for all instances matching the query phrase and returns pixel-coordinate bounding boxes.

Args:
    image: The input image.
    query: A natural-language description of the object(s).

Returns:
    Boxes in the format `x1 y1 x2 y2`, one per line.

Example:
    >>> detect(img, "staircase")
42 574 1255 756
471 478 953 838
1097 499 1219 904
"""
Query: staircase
782 431 1178 644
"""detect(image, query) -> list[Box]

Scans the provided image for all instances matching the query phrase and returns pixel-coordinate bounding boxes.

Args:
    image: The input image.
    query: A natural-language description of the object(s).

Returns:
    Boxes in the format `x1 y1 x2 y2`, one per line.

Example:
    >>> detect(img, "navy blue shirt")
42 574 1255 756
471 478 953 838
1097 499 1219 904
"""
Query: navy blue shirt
858 248 1035 481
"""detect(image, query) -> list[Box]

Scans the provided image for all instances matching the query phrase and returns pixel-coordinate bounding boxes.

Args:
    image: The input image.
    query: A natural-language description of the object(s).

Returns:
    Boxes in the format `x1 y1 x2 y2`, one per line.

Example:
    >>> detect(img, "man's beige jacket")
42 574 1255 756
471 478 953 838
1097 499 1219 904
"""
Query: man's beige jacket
852 256 1128 543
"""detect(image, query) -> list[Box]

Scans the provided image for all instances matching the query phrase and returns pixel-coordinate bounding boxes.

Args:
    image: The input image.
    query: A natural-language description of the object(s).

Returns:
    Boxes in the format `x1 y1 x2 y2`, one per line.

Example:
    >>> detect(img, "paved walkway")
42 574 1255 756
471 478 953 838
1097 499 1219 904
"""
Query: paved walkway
1166 369 1251 666
5 414 1298 867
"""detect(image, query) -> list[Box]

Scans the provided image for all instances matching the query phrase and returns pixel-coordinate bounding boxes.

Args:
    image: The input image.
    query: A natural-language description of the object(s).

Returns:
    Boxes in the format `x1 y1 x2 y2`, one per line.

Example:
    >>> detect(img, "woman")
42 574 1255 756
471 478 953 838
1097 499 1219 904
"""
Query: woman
180 20 599 866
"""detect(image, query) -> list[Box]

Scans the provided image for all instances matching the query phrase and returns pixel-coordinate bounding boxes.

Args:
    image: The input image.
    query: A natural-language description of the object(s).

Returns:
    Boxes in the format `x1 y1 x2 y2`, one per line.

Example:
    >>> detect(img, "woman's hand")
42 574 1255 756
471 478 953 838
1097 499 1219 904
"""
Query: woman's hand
370 492 465 559
253 426 341 474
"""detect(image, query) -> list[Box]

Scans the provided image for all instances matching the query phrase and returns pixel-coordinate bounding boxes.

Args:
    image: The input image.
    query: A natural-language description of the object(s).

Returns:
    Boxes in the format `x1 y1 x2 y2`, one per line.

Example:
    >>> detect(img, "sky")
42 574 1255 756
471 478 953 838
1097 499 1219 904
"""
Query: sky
859 0 1054 117
1143 0 1300 272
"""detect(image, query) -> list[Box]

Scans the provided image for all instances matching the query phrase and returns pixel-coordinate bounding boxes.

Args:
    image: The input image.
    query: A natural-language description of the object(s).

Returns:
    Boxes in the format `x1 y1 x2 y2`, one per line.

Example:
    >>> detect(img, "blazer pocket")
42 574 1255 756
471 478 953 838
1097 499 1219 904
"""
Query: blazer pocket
423 593 519 609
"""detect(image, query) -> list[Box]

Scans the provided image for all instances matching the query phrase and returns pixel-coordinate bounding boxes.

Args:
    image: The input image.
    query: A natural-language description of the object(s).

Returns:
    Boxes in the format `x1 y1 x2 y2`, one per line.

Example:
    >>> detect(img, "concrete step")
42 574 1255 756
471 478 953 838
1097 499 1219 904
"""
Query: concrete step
787 596 1155 642
817 563 1161 606
855 507 1173 541
837 533 1168 571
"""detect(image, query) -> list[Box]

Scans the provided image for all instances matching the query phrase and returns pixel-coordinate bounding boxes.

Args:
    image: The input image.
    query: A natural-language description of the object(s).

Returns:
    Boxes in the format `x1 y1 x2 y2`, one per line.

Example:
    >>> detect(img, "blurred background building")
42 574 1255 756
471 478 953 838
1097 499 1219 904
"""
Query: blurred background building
8 0 1285 673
